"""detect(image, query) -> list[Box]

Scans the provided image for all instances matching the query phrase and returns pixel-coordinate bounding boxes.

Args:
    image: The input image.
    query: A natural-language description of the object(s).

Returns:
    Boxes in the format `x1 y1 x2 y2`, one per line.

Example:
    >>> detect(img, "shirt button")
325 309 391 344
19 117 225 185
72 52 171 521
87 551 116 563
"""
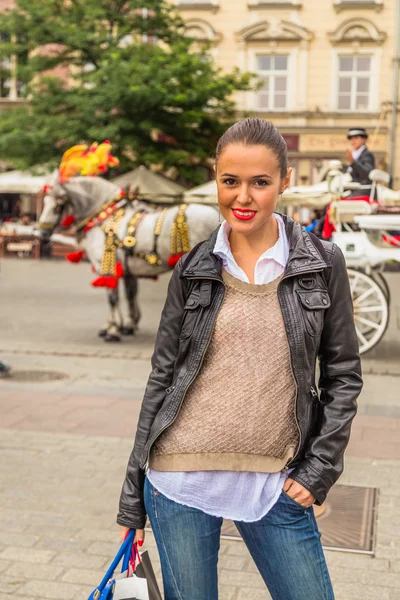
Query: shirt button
322 298 328 305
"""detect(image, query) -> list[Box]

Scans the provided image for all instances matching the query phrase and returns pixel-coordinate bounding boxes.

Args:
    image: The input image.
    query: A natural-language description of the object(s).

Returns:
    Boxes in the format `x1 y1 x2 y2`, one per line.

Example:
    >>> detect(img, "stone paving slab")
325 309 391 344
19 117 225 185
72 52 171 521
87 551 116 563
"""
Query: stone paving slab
0 427 399 600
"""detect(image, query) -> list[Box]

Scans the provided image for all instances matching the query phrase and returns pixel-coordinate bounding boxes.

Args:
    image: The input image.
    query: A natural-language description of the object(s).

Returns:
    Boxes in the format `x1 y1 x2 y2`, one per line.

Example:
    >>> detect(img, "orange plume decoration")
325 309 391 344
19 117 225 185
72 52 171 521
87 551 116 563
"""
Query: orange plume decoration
59 141 120 183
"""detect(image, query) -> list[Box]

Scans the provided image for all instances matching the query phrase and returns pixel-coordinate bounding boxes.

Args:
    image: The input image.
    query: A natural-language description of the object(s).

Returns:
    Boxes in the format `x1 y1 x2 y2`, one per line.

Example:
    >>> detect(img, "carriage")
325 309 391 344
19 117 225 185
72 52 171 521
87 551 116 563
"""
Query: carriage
282 164 400 355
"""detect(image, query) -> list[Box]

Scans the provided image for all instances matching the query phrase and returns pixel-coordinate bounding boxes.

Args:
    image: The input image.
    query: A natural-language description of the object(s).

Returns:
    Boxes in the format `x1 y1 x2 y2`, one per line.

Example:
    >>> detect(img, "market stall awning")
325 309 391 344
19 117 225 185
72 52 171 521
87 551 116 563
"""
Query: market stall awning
184 179 217 205
0 170 50 194
112 165 185 202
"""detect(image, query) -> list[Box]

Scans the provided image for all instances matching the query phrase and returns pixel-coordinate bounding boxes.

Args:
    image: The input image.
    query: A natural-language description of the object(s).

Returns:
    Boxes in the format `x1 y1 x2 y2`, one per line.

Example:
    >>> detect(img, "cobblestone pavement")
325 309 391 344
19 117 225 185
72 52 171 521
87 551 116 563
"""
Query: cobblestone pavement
0 259 400 599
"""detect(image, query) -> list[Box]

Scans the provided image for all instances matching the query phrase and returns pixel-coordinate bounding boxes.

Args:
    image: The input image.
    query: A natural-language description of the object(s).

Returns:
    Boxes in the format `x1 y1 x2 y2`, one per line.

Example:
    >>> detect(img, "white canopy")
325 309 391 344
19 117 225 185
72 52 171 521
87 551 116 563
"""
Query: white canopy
111 165 185 202
0 170 50 194
184 180 217 205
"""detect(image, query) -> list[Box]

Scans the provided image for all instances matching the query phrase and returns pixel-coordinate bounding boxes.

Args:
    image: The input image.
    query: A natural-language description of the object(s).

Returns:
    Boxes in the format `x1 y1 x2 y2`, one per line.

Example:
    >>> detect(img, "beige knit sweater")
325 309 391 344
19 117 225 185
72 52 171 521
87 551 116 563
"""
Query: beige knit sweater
150 270 299 473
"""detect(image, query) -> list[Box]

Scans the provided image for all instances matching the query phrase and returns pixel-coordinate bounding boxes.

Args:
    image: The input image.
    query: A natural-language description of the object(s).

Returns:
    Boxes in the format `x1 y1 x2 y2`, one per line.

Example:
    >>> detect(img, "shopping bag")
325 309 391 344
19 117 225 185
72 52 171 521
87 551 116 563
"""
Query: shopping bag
88 530 162 600
113 572 149 600
113 547 162 600
135 551 162 600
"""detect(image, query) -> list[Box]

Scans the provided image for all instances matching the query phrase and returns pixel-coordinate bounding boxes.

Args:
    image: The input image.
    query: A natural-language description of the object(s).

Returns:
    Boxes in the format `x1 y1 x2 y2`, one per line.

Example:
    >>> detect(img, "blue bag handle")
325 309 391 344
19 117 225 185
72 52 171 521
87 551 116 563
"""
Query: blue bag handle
89 529 135 599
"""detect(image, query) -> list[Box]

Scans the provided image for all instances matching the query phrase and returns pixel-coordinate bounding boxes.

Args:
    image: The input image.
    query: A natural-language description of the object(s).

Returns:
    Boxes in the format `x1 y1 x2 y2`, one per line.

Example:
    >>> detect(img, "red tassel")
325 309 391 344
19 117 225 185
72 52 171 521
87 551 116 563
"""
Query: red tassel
115 262 124 278
66 250 84 263
61 214 76 228
91 275 119 289
167 253 185 268
91 276 108 287
105 276 118 289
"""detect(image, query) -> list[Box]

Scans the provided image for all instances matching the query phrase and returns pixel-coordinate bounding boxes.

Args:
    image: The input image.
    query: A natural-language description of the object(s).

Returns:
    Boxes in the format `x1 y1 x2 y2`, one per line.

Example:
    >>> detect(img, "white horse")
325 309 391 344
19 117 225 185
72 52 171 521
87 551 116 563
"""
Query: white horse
39 176 219 341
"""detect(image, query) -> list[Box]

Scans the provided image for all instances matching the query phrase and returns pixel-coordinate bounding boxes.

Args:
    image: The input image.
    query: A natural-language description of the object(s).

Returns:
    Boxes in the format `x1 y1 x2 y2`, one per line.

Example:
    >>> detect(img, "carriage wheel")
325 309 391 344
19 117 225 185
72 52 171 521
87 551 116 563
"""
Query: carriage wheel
347 269 389 354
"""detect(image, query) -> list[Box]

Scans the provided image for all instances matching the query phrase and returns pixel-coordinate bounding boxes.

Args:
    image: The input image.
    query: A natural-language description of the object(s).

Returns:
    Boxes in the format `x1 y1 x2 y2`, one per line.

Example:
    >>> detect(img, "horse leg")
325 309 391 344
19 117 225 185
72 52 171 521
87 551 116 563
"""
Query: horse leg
104 286 122 343
120 272 141 335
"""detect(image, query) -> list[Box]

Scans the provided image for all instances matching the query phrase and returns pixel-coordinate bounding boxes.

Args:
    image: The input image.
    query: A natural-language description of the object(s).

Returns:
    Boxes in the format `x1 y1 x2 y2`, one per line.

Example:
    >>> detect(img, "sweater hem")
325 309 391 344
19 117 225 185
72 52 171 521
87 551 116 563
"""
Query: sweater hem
149 449 295 473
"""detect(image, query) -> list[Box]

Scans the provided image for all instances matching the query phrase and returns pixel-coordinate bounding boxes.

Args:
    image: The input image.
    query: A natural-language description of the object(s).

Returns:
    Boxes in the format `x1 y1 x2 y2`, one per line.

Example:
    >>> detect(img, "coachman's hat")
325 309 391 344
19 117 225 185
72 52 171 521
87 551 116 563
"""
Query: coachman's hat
347 127 368 139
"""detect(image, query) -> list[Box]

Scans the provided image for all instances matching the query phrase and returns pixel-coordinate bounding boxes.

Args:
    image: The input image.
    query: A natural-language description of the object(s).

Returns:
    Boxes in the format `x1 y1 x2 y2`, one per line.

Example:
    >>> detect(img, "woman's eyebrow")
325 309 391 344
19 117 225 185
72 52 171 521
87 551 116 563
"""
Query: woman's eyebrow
220 172 273 179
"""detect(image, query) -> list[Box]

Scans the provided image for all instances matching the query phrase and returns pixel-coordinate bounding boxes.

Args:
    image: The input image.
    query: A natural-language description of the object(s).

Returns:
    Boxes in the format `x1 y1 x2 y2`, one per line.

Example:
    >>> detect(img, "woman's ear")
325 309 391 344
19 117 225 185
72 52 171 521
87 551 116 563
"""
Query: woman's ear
280 167 292 193
213 164 216 174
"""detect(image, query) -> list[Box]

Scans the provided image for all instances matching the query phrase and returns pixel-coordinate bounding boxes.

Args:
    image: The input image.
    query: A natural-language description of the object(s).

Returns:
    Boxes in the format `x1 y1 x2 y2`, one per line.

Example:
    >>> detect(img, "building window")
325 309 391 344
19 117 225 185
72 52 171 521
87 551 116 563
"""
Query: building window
337 55 371 111
257 54 288 110
0 32 28 100
333 1 383 12
177 0 219 8
248 1 302 7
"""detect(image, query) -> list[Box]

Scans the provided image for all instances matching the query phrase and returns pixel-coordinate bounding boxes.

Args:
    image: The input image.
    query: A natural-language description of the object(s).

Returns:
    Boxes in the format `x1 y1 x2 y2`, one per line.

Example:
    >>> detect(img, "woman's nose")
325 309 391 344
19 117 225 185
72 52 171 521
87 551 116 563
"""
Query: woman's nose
236 185 252 205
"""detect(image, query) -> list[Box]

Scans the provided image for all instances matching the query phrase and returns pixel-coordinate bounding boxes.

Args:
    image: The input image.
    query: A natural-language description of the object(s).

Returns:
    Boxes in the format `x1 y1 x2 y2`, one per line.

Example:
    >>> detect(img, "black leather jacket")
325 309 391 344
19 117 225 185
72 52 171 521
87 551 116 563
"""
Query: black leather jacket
118 216 362 529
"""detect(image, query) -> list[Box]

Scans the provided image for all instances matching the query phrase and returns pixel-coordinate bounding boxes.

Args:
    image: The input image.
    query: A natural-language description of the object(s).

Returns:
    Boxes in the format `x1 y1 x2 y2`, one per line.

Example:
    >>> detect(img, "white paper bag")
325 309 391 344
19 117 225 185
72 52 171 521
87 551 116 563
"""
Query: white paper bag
113 572 149 600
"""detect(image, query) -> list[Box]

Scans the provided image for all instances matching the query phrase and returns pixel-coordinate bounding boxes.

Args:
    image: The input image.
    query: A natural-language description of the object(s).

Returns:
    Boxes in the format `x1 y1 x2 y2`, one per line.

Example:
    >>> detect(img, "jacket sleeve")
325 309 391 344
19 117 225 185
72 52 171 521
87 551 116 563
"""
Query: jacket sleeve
117 260 187 529
291 245 363 504
351 149 375 181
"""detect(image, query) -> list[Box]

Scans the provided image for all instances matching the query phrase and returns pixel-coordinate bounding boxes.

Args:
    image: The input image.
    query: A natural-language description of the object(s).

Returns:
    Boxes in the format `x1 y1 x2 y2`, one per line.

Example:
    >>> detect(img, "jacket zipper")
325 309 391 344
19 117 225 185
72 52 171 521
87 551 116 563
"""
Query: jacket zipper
310 386 318 403
144 264 325 471
278 267 324 468
142 276 226 470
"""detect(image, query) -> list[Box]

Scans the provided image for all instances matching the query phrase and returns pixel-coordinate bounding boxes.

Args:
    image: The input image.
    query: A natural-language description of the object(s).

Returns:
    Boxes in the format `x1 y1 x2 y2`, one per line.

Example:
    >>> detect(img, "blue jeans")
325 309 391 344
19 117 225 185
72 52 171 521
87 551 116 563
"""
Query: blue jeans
144 478 334 600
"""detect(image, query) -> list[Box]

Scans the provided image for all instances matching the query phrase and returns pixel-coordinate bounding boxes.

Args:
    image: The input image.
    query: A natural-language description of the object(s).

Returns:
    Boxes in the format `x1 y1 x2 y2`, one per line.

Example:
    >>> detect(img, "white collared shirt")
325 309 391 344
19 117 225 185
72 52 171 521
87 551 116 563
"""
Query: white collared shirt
352 145 366 162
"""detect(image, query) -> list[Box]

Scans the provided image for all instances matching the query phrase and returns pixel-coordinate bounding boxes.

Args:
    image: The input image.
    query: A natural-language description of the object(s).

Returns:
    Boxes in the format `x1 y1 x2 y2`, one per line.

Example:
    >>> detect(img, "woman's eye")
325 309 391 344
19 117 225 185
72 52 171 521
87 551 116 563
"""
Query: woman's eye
222 178 237 186
254 179 268 187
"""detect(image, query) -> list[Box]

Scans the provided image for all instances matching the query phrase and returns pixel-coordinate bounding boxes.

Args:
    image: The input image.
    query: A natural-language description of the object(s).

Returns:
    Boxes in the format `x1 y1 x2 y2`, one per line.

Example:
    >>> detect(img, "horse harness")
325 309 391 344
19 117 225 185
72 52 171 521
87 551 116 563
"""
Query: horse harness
94 197 191 281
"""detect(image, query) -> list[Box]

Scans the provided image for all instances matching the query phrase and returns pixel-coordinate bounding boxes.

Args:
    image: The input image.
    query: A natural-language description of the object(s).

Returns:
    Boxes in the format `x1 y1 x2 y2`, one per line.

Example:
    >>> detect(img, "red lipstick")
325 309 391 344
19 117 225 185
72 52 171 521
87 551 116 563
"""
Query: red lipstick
232 208 257 221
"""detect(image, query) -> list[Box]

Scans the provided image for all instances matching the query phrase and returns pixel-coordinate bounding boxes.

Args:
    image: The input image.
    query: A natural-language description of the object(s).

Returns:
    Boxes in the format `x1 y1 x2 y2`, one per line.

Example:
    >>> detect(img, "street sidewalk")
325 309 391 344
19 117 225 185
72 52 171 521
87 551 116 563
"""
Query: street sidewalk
1 378 400 600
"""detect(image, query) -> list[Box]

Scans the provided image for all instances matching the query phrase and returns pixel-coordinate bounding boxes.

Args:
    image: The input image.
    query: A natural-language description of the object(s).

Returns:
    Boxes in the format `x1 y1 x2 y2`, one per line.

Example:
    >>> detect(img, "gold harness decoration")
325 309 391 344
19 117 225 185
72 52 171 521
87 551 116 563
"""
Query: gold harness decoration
94 203 190 282
123 210 146 254
79 194 126 233
99 207 126 278
170 204 190 257
136 208 168 266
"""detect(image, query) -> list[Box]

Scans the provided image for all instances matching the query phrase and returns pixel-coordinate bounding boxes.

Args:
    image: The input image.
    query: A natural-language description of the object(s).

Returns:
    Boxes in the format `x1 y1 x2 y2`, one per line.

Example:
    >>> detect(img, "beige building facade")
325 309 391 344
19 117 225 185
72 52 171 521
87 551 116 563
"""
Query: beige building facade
176 0 400 187
1 1 399 187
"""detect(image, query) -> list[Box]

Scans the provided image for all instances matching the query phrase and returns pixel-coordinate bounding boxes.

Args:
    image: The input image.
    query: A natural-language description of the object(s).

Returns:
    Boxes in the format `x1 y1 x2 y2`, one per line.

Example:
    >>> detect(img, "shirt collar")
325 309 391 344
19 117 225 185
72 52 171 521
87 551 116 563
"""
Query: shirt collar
213 213 288 268
352 145 366 161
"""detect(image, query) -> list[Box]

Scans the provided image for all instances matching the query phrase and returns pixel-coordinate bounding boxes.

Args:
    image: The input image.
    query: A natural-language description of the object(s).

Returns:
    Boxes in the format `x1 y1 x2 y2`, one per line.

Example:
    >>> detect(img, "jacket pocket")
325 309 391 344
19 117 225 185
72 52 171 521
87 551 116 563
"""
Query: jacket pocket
180 293 202 339
180 281 212 339
297 289 331 337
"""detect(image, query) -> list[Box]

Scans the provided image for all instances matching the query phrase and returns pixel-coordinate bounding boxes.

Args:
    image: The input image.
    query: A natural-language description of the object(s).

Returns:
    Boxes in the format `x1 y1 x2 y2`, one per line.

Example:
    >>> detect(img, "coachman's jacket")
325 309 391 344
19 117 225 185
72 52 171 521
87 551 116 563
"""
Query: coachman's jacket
350 147 375 186
118 216 363 529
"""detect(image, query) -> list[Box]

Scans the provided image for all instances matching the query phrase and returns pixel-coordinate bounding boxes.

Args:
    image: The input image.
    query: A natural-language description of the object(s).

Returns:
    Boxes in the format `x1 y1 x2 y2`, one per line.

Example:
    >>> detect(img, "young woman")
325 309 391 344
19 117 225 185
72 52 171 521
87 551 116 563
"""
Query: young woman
118 118 362 600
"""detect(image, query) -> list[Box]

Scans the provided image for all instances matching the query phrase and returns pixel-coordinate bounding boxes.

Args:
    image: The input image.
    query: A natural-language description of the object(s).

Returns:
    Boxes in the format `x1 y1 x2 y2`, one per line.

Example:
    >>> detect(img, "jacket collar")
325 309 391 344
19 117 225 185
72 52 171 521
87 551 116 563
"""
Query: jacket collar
181 214 328 280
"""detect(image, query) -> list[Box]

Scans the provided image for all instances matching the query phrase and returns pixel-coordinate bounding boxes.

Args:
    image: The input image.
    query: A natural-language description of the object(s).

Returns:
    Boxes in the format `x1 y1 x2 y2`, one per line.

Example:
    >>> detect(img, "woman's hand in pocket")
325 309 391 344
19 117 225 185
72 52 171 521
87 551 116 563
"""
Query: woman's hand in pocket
283 478 315 507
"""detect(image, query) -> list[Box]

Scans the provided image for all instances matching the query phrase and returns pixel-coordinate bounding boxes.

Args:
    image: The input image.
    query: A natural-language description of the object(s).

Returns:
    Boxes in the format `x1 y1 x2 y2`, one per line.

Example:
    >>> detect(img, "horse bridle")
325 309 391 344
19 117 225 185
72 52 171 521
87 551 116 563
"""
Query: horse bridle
39 186 70 232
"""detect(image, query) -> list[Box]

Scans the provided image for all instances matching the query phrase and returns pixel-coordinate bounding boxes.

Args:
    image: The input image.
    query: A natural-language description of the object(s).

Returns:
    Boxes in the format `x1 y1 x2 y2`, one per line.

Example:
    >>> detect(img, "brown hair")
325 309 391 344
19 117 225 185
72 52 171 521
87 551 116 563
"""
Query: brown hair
215 118 288 179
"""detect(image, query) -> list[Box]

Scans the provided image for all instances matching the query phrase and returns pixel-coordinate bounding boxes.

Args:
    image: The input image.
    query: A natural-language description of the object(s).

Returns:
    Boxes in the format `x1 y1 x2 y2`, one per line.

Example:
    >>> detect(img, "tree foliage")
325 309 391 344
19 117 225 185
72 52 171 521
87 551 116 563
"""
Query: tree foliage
0 0 255 183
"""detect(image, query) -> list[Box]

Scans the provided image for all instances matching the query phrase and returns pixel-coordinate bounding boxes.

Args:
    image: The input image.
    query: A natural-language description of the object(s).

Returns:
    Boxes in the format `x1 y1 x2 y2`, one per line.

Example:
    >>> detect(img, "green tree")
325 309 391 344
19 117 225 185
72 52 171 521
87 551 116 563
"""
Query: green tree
0 0 254 184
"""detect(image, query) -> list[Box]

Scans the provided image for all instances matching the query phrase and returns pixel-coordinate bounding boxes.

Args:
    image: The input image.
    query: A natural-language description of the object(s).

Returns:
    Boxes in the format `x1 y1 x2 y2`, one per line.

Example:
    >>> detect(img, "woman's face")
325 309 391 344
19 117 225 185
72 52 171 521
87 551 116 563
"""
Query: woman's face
216 143 291 235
